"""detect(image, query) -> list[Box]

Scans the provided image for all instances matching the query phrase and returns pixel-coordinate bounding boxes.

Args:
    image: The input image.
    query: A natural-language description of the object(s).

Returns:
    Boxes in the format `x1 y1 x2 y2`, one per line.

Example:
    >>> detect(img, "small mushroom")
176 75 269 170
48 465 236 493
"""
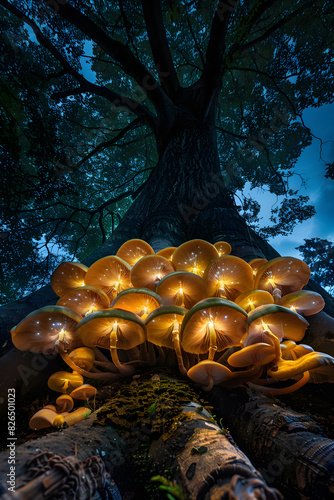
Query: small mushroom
204 256 254 301
116 239 154 266
145 306 188 376
64 407 92 426
248 258 268 278
130 255 175 291
70 384 97 401
48 371 84 394
156 247 177 260
76 309 146 376
235 289 274 313
254 256 311 302
111 288 161 319
156 271 206 309
278 290 325 316
213 241 232 256
280 341 314 360
29 407 65 430
56 394 74 412
85 256 132 300
171 239 219 277
51 262 88 297
187 360 262 391
227 343 276 368
57 286 110 316
68 347 96 371
181 298 247 360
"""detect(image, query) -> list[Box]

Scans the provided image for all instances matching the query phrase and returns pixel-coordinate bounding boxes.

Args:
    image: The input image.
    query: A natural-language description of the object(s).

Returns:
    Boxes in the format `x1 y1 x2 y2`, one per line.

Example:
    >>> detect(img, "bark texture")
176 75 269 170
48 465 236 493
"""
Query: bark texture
208 386 334 500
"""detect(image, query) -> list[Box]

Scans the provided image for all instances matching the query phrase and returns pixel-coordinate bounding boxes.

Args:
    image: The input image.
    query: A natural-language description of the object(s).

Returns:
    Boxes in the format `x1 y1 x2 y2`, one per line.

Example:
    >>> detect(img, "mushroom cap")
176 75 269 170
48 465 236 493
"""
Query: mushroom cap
235 289 274 312
247 304 309 343
29 408 58 430
130 255 175 291
116 239 154 266
48 371 84 394
171 239 219 276
227 343 276 368
145 306 187 349
268 351 334 380
11 306 83 354
56 394 74 412
68 347 95 371
248 258 268 277
111 288 161 317
213 241 232 256
57 286 110 316
278 290 325 316
76 309 146 350
181 297 247 354
70 384 97 400
204 256 254 301
84 256 131 300
254 257 311 296
51 262 88 297
156 247 177 260
280 341 314 360
187 360 232 386
156 271 206 309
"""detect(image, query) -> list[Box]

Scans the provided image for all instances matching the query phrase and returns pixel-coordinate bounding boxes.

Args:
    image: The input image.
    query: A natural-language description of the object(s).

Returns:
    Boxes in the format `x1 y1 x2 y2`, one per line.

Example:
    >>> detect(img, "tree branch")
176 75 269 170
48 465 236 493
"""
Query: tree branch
141 0 180 99
196 0 234 118
0 0 157 129
53 1 172 114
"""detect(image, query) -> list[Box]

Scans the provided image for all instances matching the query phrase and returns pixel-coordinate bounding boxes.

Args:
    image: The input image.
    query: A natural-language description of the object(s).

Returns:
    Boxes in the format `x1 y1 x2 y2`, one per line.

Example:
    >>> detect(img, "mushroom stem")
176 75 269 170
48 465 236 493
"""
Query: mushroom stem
172 321 187 377
272 287 282 303
222 366 263 388
92 347 119 372
58 347 119 381
249 370 310 395
109 327 134 376
202 374 214 392
207 322 217 361
263 329 281 362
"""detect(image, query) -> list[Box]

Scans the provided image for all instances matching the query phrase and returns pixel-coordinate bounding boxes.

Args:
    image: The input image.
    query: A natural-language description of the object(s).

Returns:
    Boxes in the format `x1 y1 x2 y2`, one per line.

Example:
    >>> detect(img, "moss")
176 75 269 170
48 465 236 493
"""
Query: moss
95 373 205 443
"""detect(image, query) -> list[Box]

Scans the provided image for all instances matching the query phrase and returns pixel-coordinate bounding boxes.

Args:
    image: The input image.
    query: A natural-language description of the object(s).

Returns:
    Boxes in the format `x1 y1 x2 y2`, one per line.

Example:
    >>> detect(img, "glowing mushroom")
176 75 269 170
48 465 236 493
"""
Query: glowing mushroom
29 407 64 430
248 258 268 278
56 394 74 412
70 384 97 401
48 371 84 394
235 289 274 313
156 271 206 309
111 288 161 319
68 347 95 371
145 306 188 376
245 304 309 348
130 255 175 291
116 239 154 266
213 241 232 256
85 256 131 300
76 309 146 376
278 290 325 316
254 256 311 302
181 298 248 360
171 239 219 277
228 343 276 368
187 360 262 391
204 256 254 301
51 262 88 297
156 247 177 260
57 286 110 316
11 306 82 354
280 341 314 360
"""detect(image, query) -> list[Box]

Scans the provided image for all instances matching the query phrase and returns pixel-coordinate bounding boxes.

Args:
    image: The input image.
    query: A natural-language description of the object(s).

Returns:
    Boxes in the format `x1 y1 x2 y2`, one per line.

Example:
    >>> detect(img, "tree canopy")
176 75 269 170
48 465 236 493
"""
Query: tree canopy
1 0 333 304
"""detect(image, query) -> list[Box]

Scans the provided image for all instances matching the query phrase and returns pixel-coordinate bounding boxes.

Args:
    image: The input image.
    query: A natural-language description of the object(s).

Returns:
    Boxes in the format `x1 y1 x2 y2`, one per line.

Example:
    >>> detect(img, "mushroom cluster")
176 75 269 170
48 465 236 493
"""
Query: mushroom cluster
11 239 334 427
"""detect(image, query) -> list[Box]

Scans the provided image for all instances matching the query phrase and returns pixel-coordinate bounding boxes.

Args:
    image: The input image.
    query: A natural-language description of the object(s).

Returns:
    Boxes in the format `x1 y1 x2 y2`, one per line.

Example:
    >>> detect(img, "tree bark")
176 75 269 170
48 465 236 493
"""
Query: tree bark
208 386 334 500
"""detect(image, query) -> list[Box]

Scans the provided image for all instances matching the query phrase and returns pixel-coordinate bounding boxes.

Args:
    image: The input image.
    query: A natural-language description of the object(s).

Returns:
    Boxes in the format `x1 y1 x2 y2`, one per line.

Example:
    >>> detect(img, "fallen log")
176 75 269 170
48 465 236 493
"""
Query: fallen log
208 385 334 500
